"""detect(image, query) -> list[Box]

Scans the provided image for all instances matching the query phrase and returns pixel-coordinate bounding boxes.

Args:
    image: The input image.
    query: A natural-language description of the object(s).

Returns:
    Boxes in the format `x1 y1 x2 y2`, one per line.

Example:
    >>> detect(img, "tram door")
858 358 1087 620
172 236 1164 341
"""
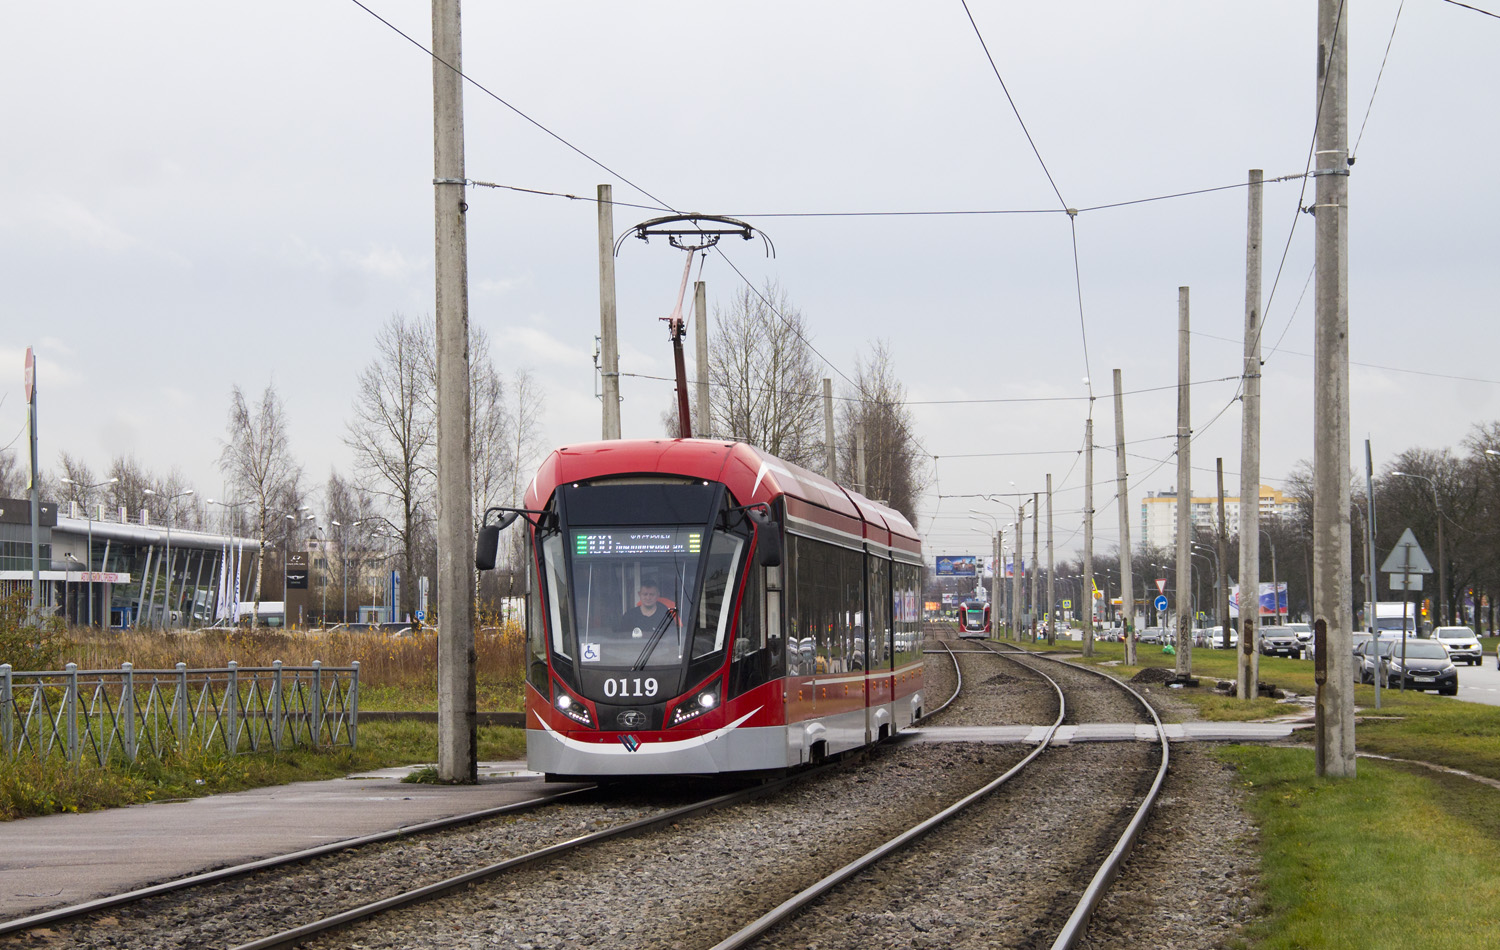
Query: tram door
865 555 893 743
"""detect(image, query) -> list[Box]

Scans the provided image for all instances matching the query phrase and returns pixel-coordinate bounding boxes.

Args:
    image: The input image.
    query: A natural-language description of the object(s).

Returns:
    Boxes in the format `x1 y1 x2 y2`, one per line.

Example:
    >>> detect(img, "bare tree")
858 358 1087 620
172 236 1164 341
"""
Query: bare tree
469 326 509 535
106 455 154 519
695 281 824 467
56 452 96 512
0 449 22 499
836 340 928 524
219 382 304 618
345 314 435 621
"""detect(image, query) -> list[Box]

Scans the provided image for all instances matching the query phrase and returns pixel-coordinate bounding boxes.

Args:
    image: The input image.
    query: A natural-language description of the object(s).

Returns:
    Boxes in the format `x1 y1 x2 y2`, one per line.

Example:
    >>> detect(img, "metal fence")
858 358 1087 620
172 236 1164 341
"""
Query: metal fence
0 661 359 767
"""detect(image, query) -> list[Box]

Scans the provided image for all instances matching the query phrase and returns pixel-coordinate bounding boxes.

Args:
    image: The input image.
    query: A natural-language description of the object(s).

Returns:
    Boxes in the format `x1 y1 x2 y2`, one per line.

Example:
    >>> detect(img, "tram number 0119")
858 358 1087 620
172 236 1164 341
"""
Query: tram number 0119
603 677 659 699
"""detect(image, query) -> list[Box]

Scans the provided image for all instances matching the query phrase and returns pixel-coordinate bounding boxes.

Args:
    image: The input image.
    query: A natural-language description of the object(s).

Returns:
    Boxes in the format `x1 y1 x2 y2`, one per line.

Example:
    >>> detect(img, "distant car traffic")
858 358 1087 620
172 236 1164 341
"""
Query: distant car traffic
1430 626 1483 666
1288 622 1312 645
1259 626 1303 659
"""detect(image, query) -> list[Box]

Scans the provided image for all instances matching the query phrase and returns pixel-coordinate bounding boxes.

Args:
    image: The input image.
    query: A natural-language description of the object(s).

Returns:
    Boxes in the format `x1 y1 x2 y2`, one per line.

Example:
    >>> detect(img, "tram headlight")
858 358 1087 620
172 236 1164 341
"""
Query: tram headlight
670 684 721 726
553 689 593 727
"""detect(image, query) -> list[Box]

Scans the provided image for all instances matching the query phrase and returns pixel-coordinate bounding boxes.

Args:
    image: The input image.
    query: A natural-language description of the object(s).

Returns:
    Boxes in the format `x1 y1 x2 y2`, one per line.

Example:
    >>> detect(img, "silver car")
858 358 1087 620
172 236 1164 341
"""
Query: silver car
1431 626 1483 666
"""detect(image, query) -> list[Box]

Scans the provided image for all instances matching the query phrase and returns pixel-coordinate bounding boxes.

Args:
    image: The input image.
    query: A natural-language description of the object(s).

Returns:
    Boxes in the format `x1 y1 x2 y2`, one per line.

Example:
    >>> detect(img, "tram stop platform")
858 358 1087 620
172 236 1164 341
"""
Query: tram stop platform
0 760 569 921
910 721 1301 745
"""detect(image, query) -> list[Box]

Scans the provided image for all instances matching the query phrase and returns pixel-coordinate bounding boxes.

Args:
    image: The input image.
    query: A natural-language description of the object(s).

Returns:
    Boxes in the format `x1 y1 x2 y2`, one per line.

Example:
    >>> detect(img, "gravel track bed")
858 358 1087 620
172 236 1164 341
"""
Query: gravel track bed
1076 745 1260 950
991 646 1150 725
926 641 1058 727
748 743 1162 950
5 797 668 950
300 742 1033 950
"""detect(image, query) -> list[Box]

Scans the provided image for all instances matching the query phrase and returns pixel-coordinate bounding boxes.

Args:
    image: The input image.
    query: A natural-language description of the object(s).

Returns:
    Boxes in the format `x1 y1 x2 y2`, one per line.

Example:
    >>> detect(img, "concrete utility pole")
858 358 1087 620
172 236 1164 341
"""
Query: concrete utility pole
1313 0 1355 778
822 379 836 480
694 280 709 437
1030 491 1039 642
1114 369 1135 665
1217 458 1230 654
432 0 476 784
1013 502 1024 641
1046 473 1055 646
991 530 1002 635
1239 168 1264 700
1175 287 1193 676
598 184 621 440
25 347 39 614
1083 417 1095 657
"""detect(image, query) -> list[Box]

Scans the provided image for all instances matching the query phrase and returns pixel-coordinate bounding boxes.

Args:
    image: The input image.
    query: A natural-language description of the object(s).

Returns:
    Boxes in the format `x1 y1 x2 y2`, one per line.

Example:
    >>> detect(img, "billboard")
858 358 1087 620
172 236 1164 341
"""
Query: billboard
935 555 977 576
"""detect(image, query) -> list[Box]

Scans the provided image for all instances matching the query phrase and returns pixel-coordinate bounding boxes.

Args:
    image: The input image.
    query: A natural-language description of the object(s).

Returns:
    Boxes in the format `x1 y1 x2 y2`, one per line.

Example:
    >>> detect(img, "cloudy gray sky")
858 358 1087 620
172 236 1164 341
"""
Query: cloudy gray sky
4 1 1497 563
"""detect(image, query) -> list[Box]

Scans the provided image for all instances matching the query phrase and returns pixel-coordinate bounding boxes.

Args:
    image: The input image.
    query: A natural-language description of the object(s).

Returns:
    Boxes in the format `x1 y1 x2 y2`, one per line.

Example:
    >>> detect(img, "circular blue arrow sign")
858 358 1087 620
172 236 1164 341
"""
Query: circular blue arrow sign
1153 594 1168 612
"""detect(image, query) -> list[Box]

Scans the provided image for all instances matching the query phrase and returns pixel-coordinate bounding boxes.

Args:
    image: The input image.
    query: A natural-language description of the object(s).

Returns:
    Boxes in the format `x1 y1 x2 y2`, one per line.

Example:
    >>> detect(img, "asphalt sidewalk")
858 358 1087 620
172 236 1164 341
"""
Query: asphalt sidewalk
0 760 565 921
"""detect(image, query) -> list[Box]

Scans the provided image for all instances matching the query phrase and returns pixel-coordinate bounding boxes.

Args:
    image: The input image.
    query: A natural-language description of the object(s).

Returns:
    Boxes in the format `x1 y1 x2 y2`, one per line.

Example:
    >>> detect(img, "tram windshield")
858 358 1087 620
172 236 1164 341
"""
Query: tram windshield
544 525 745 671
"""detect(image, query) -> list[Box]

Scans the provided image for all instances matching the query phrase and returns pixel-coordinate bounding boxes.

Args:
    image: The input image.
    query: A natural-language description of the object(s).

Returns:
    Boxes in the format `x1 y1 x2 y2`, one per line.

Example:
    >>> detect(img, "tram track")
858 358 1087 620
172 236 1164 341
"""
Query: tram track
1 645 973 950
5 633 1177 950
710 633 1168 950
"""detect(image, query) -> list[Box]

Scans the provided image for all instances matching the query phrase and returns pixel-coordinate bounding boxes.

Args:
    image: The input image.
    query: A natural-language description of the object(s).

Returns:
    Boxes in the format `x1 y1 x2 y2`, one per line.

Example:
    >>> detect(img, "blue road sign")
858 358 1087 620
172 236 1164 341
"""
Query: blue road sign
1153 594 1169 612
414 610 426 622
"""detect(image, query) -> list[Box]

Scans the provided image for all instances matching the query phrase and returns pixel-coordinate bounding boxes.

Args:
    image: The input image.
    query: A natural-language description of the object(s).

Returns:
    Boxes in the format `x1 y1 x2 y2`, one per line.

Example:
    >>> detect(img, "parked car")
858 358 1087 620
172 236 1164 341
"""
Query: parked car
1259 625 1303 659
1378 638 1459 694
1355 637 1416 683
1287 622 1312 645
1430 626 1483 666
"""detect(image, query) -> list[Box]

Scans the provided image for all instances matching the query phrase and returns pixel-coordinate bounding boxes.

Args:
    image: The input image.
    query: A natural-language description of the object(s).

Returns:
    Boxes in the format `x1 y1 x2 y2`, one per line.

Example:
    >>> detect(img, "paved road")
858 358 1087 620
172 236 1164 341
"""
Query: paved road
1453 652 1500 705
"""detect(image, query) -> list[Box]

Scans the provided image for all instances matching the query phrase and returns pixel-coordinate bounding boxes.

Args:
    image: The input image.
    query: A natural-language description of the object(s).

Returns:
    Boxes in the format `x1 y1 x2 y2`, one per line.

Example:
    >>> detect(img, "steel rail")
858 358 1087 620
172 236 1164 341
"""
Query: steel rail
228 766 839 950
914 637 963 724
0 784 599 937
980 640 1171 950
706 645 1067 950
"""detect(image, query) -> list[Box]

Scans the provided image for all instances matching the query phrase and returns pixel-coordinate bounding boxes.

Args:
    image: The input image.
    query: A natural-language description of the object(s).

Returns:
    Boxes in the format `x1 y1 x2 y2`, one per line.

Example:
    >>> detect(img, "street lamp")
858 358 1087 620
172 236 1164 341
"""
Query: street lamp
143 487 194 627
332 519 353 625
315 524 327 627
60 476 117 628
1391 470 1445 627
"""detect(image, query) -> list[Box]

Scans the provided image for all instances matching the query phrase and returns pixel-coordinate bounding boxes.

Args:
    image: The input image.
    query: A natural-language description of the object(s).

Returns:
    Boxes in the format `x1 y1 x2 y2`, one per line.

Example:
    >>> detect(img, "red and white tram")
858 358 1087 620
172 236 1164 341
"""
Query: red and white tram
477 438 925 780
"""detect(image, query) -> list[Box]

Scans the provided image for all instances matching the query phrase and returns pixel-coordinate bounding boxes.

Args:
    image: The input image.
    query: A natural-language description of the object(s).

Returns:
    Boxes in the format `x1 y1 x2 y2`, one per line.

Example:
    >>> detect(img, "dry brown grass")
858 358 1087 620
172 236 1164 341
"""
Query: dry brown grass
50 612 526 694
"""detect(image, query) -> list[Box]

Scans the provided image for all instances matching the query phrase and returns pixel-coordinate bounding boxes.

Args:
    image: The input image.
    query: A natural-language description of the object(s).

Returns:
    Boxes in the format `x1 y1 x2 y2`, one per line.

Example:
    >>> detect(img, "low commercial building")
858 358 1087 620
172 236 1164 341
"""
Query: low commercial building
0 497 259 628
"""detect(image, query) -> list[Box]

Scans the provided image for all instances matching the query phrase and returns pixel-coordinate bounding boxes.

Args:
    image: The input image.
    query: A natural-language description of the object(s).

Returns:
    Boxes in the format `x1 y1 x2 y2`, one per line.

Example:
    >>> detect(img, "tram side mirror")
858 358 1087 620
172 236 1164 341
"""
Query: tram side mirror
475 511 521 571
476 525 501 571
746 506 783 568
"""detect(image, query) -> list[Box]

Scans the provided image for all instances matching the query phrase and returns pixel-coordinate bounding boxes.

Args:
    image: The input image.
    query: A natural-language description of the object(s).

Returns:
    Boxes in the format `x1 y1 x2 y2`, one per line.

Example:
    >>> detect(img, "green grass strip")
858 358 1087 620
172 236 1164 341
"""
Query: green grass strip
1218 746 1500 949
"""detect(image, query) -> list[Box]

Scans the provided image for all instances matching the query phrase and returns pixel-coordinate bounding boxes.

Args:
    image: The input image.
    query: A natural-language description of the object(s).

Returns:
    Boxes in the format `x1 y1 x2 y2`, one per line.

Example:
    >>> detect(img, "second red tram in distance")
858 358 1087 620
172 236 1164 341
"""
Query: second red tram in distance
477 438 925 781
957 599 990 637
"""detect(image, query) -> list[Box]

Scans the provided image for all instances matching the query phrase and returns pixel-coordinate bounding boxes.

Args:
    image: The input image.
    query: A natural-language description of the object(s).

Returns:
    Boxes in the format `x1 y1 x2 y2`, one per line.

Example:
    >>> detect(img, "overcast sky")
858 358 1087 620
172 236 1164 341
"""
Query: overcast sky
4 1 1498 563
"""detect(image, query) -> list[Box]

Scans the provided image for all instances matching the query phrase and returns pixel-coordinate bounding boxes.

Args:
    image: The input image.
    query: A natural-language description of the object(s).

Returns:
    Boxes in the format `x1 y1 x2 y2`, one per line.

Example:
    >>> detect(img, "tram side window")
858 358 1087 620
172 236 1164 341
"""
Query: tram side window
526 541 547 687
842 546 865 671
892 561 923 666
541 534 573 660
867 556 891 671
729 562 771 697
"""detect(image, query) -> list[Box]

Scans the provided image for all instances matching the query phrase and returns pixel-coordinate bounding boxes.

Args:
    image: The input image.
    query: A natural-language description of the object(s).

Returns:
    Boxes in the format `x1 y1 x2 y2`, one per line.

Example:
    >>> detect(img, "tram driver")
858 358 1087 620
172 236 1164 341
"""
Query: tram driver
620 579 679 640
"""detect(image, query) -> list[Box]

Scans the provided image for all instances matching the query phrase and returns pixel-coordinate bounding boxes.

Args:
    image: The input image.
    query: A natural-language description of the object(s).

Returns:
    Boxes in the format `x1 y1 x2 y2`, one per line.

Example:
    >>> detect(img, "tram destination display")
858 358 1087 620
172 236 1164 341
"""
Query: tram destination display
572 527 703 558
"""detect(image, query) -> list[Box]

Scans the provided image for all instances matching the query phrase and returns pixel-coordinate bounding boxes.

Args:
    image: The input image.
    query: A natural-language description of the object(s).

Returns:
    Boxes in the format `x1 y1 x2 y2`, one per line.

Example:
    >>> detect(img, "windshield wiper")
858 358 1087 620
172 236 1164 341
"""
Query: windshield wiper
632 606 680 671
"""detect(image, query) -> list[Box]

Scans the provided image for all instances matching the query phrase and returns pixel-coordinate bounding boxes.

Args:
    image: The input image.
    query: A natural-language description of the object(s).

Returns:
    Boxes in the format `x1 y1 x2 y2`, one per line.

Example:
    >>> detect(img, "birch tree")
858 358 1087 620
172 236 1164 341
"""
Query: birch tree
697 281 824 467
219 382 304 617
346 314 435 621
